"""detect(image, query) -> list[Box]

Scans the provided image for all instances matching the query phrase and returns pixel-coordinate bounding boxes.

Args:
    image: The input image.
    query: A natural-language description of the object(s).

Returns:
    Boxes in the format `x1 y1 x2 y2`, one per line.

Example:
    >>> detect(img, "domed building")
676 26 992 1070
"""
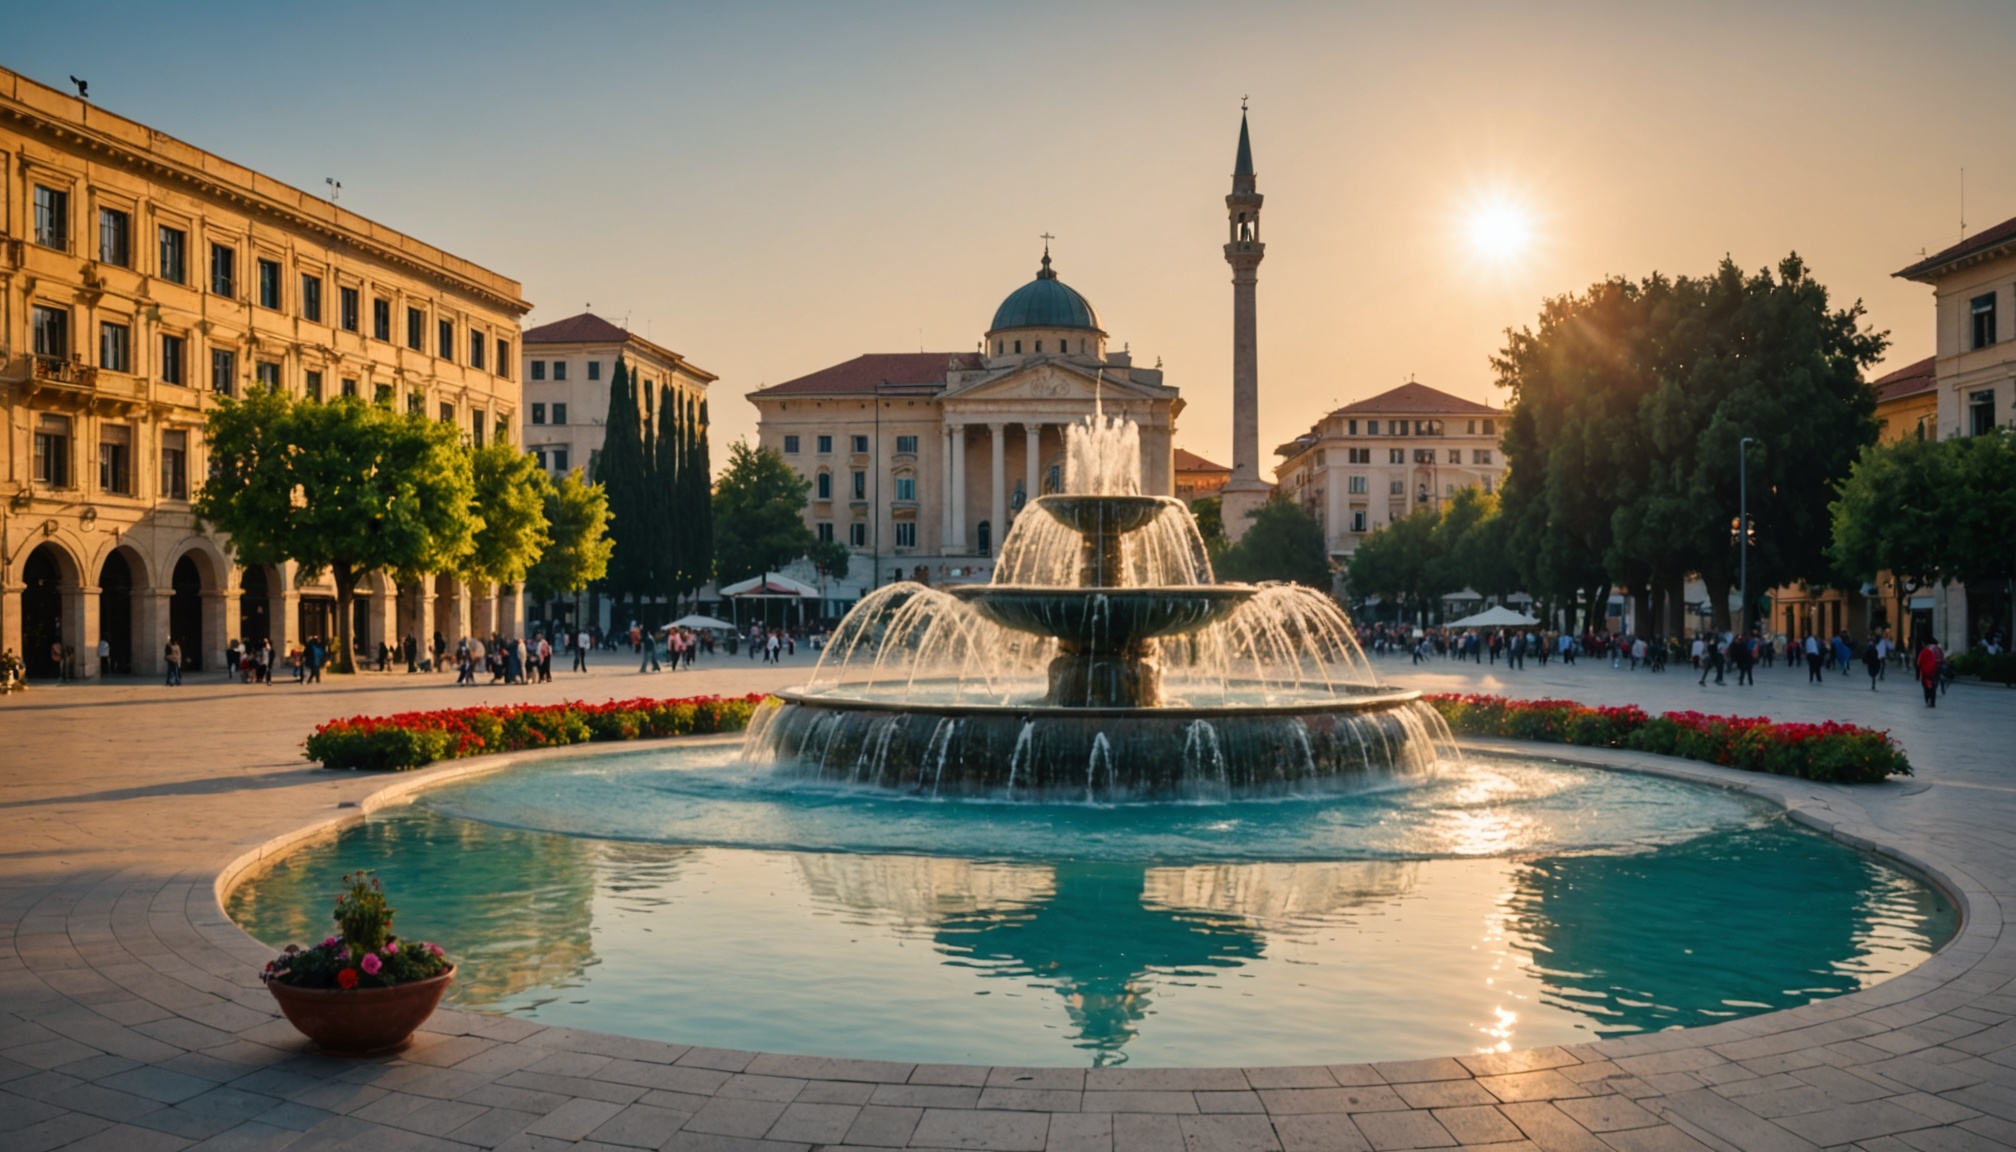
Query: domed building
749 248 1182 595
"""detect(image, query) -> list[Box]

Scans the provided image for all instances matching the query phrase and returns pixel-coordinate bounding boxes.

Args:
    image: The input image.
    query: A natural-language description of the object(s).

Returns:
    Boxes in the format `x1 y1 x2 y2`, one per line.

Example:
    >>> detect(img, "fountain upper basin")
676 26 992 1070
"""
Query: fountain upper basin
1036 494 1183 535
949 584 1255 650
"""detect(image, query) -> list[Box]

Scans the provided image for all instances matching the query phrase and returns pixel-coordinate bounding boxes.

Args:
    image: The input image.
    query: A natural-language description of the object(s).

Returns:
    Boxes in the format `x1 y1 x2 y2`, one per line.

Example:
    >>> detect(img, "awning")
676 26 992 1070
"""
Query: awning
718 573 821 599
663 615 737 631
1445 605 1541 629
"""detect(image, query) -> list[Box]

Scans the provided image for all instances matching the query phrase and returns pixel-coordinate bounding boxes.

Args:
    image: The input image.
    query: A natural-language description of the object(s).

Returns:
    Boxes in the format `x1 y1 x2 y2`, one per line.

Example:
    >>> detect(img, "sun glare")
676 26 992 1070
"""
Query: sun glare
1463 197 1533 264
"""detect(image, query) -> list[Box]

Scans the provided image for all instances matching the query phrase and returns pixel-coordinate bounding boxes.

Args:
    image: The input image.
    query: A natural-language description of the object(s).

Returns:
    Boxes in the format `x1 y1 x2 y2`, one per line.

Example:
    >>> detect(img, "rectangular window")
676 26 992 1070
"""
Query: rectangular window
32 305 69 358
895 521 916 548
305 370 323 401
1972 293 1998 350
817 435 833 454
374 383 393 406
587 361 601 381
407 307 424 350
99 208 130 266
895 475 916 501
33 185 67 249
852 470 867 499
301 274 323 322
849 523 867 547
1483 475 1495 494
255 361 281 391
551 403 567 424
211 348 236 396
1347 448 1370 464
1970 389 1997 437
1348 419 1359 435
1483 418 1496 435
1351 510 1368 532
553 360 568 381
816 522 835 543
160 334 185 385
33 415 72 487
1448 449 1462 464
531 403 546 425
161 430 188 500
439 402 455 423
438 318 454 360
470 330 485 369
341 377 358 398
1467 420 1477 434
496 338 510 378
783 434 800 453
1366 420 1379 435
1414 449 1435 464
339 286 359 331
407 393 423 416
1388 448 1404 464
210 243 235 297
373 298 391 340
1348 475 1368 494
258 258 281 309
473 410 486 447
99 425 132 495
1472 449 1492 465
896 435 918 454
817 472 832 499
551 448 569 473
531 449 546 471
158 227 186 283
1390 478 1405 495
531 360 546 381
851 435 870 453
99 321 131 371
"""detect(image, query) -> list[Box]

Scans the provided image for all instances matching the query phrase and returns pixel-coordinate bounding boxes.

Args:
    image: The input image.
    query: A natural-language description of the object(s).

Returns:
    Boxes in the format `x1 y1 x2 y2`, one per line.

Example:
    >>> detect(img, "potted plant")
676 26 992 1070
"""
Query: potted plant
262 872 455 1055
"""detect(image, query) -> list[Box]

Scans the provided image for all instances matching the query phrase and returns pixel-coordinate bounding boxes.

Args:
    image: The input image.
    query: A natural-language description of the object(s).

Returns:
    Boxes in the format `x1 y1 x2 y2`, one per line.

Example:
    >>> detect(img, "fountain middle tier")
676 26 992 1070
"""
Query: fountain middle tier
745 689 1444 803
951 585 1254 707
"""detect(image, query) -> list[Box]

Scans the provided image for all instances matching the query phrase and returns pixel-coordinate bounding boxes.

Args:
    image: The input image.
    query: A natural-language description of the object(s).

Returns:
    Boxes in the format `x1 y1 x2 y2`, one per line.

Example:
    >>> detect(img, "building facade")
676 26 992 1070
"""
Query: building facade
749 251 1180 598
1272 382 1507 565
521 312 715 482
1895 218 2016 651
0 66 529 678
1173 448 1230 502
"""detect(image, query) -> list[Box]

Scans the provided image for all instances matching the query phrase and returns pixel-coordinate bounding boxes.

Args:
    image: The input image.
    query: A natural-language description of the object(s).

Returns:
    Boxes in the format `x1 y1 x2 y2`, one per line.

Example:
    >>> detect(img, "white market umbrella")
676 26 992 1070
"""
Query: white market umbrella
1444 605 1541 629
664 615 736 631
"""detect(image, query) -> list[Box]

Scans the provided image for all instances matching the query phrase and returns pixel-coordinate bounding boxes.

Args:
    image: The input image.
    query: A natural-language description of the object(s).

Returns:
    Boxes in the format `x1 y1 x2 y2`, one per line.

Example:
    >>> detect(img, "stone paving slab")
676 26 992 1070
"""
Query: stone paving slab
2 656 2014 1150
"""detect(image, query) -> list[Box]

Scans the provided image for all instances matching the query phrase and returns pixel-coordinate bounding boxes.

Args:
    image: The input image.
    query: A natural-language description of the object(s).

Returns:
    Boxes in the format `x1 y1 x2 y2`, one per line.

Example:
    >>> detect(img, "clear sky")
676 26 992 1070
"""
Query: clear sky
12 2 2011 469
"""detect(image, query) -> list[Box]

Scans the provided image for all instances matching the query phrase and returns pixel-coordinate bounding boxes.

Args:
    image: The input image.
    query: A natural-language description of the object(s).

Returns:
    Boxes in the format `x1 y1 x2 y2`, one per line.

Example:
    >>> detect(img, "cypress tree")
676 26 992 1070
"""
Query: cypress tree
686 398 714 592
595 356 649 618
655 383 686 605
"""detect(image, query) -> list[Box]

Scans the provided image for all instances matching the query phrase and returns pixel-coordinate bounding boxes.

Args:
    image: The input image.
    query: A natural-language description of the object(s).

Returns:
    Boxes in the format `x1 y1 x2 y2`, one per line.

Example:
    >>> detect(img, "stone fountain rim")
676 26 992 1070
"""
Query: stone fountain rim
768 685 1424 719
945 583 1259 600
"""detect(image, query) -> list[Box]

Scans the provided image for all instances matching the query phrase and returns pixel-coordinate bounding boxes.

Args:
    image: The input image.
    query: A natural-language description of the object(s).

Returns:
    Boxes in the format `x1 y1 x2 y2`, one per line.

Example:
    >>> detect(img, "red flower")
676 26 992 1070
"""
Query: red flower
337 967 359 990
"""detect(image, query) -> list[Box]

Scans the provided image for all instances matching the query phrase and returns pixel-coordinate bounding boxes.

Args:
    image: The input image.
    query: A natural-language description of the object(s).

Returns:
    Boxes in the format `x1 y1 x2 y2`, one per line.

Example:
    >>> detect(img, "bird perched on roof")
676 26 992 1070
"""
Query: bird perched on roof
69 76 88 99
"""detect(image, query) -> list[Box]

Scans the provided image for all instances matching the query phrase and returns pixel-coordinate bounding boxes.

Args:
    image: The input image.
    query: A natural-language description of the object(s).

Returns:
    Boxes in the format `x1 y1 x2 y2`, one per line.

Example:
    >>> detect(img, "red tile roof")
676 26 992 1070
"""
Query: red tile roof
523 312 631 344
1895 212 2016 281
1330 382 1503 418
752 352 982 397
1173 448 1230 473
1871 355 1937 404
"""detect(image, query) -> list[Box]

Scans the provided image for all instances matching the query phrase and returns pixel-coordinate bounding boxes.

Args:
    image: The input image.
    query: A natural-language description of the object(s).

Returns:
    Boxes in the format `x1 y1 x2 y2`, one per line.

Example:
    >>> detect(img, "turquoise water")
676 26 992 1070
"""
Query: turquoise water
228 746 1955 1067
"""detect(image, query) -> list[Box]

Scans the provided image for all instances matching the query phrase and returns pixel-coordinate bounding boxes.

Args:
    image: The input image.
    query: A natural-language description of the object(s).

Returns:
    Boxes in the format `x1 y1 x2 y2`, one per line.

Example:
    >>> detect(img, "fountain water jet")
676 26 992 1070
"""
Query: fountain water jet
743 415 1452 801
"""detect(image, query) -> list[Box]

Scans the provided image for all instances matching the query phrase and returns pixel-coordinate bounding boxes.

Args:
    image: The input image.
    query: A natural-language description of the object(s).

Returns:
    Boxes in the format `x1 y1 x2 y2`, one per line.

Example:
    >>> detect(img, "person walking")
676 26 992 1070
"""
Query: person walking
96 637 111 679
163 639 182 686
403 633 418 674
258 639 273 685
639 629 661 673
1804 634 1825 684
1916 640 1944 707
537 634 553 683
307 637 324 684
766 629 782 664
1861 639 1883 691
574 627 590 673
1698 636 1725 686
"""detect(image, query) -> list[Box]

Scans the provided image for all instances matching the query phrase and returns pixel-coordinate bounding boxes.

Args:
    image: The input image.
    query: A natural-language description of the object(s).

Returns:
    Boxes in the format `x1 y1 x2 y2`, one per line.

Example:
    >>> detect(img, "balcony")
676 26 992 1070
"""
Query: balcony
31 355 98 389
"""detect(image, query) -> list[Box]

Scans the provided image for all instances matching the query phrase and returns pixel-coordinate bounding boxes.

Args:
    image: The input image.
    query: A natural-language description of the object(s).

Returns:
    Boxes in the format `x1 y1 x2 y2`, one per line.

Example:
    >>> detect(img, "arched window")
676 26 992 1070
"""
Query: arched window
1035 340 1042 353
894 470 916 501
1013 340 1021 354
976 520 992 556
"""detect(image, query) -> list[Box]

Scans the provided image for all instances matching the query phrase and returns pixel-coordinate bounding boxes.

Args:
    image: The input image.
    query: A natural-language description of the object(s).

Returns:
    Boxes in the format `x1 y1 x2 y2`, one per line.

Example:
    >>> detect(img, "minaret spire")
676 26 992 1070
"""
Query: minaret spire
1220 100 1272 541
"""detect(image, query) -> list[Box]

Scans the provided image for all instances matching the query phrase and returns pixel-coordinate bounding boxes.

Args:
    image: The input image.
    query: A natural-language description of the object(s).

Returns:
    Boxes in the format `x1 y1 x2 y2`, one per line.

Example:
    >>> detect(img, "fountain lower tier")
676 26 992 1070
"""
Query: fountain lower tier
748 690 1442 802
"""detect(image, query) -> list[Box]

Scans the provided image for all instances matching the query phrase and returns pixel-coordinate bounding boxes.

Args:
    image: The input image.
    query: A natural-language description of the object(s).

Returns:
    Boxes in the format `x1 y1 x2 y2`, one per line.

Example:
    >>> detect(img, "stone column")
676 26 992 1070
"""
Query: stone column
202 589 230 676
367 585 397 666
272 565 298 659
950 425 968 552
439 578 468 650
410 580 435 669
1 579 21 669
75 584 100 680
135 589 167 677
498 583 522 641
940 427 955 551
468 582 494 642
1024 424 1042 503
988 423 1006 556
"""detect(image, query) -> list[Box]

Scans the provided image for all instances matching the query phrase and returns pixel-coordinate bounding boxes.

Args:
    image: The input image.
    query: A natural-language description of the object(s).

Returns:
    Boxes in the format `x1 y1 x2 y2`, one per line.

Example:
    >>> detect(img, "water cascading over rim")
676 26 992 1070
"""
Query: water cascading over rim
741 416 1453 801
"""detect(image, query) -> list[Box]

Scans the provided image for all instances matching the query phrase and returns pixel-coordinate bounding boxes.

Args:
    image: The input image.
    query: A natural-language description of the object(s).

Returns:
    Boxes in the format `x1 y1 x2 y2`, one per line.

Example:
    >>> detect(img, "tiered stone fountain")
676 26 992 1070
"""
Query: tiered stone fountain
744 417 1448 801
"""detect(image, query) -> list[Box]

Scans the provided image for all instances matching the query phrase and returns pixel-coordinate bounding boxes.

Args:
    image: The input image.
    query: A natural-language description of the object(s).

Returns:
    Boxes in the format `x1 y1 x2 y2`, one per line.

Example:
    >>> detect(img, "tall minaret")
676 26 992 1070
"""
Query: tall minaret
1219 102 1273 540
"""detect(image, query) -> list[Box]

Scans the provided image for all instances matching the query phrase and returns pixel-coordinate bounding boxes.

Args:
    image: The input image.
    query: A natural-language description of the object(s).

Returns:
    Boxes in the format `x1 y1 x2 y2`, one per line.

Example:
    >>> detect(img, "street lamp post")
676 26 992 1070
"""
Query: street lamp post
1738 436 1755 634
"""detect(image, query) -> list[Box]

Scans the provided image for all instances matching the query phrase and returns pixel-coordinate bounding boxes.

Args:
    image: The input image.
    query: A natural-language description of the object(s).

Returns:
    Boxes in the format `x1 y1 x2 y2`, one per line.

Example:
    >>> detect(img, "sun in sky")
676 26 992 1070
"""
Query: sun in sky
1461 194 1535 266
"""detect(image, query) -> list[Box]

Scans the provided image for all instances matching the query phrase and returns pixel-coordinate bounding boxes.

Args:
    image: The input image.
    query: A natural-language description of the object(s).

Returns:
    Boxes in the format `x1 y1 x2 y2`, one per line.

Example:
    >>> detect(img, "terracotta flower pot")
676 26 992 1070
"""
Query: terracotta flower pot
266 965 456 1055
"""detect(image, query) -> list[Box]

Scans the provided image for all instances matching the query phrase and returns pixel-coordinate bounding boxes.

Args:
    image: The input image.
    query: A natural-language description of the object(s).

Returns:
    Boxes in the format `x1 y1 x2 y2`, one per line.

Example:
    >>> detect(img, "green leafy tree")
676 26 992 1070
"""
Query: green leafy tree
1189 496 1227 553
808 539 853 583
712 440 815 584
526 468 615 604
463 441 554 597
1214 497 1332 589
1344 506 1440 623
198 392 473 672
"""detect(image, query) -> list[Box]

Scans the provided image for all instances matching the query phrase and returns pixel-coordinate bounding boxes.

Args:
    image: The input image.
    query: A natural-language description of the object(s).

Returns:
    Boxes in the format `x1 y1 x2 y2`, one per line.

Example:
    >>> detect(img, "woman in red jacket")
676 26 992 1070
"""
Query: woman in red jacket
1915 641 1944 708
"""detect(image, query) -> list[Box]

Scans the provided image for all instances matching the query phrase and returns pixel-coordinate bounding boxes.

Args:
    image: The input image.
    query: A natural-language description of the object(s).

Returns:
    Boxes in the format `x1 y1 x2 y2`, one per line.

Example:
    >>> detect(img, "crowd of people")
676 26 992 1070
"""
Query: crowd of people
1356 620 1965 708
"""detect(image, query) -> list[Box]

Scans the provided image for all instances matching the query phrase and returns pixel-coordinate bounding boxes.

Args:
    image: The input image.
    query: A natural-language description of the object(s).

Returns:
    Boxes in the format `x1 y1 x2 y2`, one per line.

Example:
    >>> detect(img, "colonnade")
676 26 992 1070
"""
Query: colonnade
940 421 1051 556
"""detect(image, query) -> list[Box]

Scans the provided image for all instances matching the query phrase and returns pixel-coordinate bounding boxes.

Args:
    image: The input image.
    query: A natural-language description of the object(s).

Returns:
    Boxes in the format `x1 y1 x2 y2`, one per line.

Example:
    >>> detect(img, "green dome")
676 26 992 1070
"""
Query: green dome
990 253 1101 333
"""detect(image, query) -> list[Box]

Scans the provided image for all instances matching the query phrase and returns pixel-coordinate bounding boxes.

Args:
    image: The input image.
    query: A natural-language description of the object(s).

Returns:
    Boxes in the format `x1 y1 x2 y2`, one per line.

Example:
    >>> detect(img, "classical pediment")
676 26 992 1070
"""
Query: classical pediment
940 360 1170 404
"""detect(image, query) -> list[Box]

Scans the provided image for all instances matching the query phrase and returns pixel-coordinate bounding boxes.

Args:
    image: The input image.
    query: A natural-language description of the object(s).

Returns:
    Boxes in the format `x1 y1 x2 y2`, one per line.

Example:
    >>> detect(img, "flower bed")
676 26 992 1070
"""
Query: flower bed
304 693 767 771
1425 694 1911 783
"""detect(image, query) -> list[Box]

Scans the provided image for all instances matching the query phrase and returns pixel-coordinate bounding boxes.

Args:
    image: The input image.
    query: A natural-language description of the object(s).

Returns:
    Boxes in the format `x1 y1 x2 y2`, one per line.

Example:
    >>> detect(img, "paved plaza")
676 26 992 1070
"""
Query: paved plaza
2 649 2015 1151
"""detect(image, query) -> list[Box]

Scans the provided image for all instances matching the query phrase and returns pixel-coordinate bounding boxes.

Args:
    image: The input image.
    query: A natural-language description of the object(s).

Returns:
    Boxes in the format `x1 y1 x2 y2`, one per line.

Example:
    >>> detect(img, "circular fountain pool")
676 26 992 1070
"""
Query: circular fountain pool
229 744 1953 1067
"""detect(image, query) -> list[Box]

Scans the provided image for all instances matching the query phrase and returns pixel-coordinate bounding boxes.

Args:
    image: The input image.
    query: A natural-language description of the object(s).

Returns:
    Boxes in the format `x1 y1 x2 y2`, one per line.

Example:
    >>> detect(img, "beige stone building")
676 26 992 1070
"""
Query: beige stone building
521 312 714 482
1272 382 1507 565
0 65 529 678
748 250 1180 599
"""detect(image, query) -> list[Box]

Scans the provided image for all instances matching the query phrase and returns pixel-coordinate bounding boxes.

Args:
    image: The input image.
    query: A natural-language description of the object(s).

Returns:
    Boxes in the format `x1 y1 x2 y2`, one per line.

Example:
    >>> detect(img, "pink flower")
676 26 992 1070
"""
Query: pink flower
384 941 399 954
427 943 444 957
322 936 339 950
360 953 382 975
